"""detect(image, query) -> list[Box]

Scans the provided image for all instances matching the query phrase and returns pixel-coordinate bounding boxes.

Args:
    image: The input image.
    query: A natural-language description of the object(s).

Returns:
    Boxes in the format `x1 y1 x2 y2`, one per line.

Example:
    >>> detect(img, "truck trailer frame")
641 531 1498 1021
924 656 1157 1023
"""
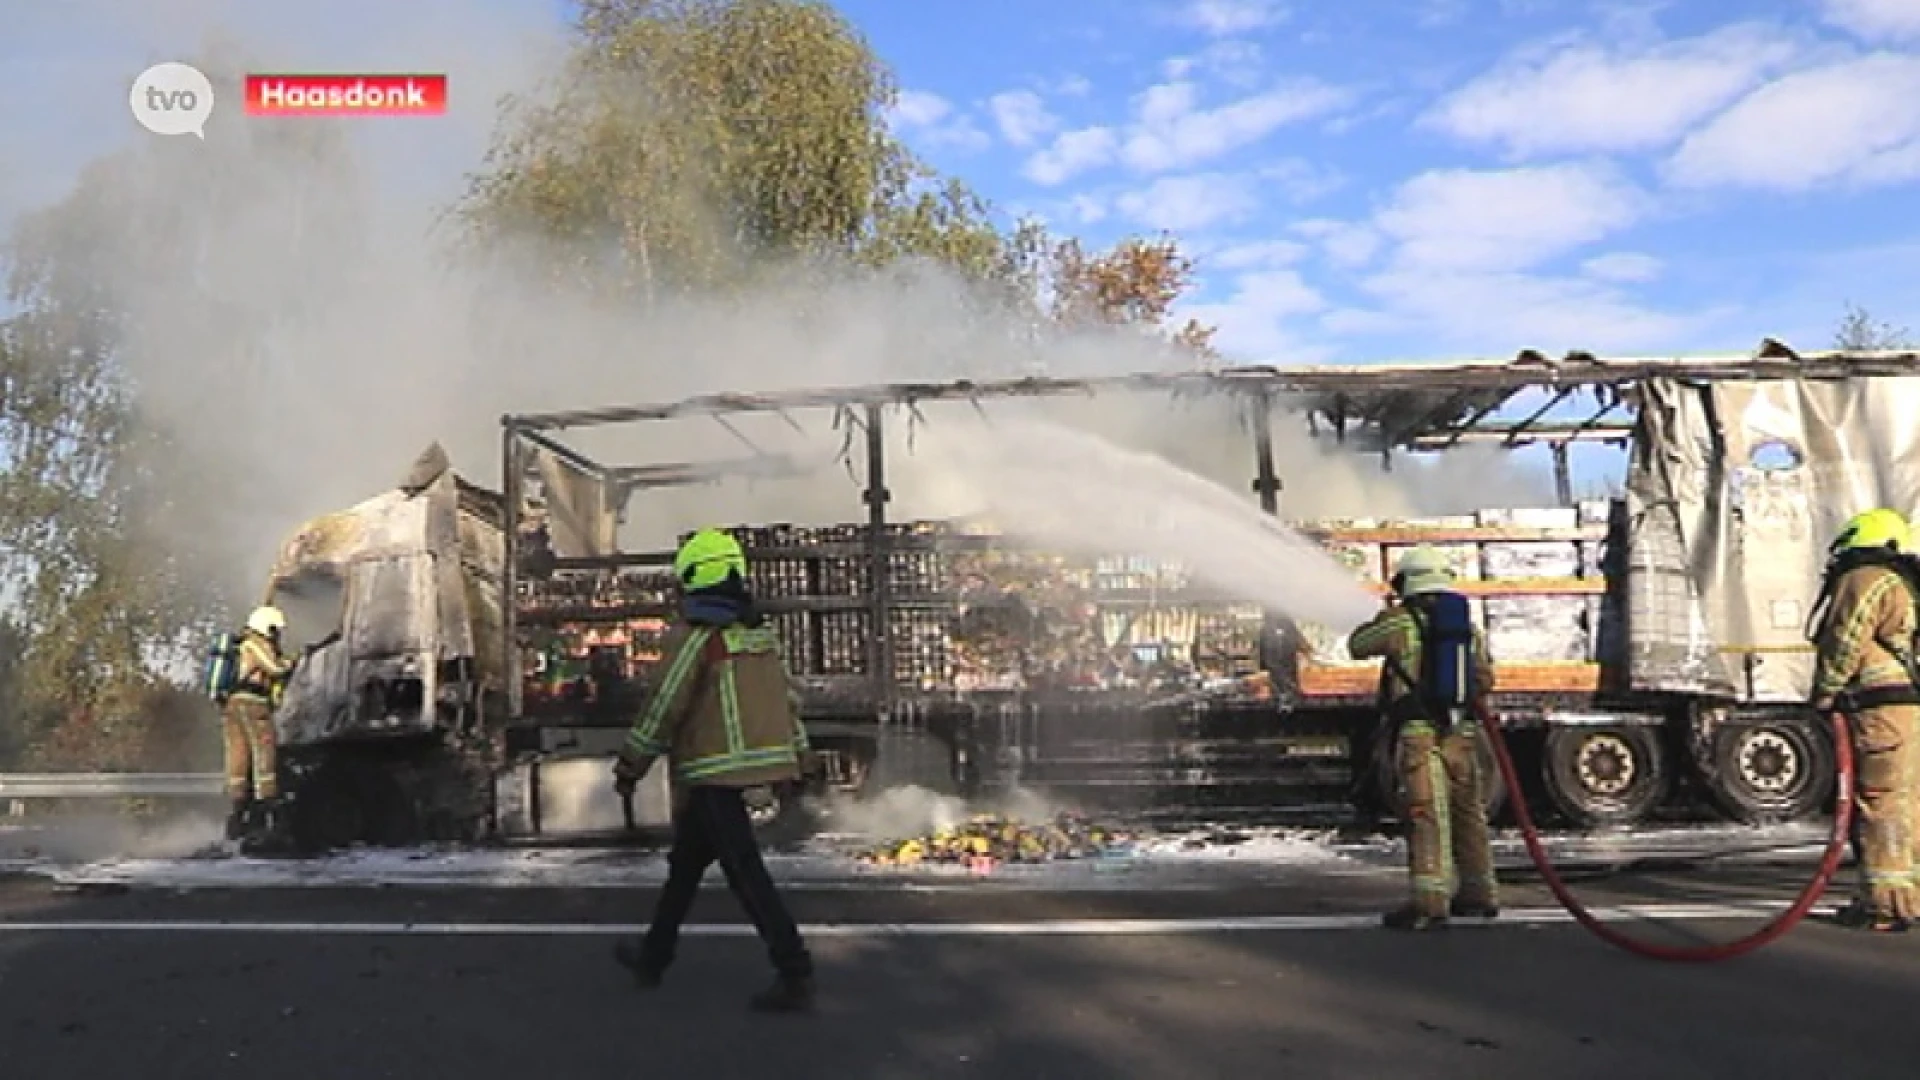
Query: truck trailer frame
487 340 1920 837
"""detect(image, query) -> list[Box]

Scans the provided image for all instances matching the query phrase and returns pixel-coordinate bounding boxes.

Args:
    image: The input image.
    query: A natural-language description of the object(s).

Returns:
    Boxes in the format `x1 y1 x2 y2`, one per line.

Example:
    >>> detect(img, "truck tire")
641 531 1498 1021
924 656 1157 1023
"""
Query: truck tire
1704 715 1835 825
1541 724 1668 829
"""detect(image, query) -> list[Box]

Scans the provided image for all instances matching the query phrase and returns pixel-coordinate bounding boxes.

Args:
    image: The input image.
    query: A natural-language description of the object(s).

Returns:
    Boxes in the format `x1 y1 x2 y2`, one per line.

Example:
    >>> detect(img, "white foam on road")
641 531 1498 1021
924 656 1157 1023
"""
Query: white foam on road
0 903 1803 937
0 821 1832 893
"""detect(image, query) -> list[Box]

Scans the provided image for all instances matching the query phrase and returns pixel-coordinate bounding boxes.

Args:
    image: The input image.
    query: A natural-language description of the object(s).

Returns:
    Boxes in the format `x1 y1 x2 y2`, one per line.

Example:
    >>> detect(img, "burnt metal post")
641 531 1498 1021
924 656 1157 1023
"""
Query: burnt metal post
1551 443 1574 507
1247 389 1290 694
863 403 894 709
500 419 524 719
1248 389 1281 515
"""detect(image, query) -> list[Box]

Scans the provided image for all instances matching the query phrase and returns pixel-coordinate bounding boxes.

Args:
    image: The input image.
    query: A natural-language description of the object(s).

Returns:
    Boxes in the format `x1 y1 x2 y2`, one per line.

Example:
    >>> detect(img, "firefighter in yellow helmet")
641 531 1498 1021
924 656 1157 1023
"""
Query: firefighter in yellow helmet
1809 508 1920 931
610 528 817 1012
224 605 295 845
1348 545 1499 930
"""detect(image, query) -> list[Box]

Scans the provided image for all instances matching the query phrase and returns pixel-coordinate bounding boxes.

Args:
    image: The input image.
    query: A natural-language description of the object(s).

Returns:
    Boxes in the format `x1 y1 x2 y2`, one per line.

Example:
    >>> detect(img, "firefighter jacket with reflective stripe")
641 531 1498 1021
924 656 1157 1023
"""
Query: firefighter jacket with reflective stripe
624 621 811 788
1812 563 1918 700
228 631 293 705
1346 597 1497 718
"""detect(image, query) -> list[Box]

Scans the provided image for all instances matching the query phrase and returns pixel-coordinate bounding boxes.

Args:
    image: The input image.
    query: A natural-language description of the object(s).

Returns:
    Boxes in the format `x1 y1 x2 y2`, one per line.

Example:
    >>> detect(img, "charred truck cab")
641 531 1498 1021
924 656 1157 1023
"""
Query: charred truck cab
256 343 1920 850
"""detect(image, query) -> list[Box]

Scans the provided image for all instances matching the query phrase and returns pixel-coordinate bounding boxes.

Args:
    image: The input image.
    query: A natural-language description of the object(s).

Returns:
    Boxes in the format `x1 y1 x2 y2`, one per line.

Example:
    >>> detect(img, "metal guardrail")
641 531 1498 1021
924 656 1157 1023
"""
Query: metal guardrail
0 773 225 799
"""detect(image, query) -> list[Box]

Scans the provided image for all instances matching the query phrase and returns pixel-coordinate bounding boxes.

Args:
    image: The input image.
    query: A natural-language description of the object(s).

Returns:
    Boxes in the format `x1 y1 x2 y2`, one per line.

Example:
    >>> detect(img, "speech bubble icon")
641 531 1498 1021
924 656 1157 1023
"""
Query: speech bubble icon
129 61 216 139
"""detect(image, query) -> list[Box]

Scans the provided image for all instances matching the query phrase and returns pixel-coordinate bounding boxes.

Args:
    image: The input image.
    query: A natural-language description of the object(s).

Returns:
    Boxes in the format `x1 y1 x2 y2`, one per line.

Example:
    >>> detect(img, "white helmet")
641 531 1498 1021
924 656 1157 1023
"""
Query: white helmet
1392 545 1456 597
246 606 288 636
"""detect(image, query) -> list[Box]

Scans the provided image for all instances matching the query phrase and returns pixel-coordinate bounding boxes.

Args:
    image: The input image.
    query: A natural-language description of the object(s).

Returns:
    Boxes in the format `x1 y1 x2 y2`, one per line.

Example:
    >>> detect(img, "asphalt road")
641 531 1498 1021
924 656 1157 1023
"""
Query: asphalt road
2 859 1916 1080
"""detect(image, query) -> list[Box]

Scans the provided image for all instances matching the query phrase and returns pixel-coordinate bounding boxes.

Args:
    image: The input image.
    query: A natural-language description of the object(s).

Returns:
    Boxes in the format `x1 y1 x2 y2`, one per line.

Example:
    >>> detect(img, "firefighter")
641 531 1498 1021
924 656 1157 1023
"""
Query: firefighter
1809 507 1920 932
1348 545 1499 930
610 528 816 1013
224 605 295 845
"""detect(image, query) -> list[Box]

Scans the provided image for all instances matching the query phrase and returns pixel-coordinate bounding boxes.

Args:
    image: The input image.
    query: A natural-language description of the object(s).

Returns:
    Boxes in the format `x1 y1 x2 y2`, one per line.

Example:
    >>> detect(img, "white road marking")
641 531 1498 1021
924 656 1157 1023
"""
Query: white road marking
0 903 1806 937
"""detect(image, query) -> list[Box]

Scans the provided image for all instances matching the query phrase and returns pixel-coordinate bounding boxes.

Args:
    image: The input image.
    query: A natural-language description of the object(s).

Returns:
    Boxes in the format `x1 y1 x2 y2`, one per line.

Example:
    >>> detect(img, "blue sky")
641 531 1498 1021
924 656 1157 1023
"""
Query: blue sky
5 0 1915 365
846 0 1920 363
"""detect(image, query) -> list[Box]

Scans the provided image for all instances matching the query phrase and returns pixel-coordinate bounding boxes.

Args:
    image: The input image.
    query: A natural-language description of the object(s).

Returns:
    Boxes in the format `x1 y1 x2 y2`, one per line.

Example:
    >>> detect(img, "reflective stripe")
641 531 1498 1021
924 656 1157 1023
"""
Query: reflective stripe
1429 747 1456 895
719 664 744 755
678 746 799 782
629 629 710 753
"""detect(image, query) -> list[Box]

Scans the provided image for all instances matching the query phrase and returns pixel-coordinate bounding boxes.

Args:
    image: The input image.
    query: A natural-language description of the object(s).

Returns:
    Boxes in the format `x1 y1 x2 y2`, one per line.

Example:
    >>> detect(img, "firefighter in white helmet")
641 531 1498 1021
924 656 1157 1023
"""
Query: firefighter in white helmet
1348 546 1500 930
222 605 295 845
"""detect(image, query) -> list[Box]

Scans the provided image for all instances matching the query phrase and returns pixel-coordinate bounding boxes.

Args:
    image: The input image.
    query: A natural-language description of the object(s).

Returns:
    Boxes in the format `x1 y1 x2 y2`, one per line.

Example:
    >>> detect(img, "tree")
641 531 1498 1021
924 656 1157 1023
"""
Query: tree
0 42 346 765
456 0 1008 299
1833 303 1915 351
1044 233 1218 358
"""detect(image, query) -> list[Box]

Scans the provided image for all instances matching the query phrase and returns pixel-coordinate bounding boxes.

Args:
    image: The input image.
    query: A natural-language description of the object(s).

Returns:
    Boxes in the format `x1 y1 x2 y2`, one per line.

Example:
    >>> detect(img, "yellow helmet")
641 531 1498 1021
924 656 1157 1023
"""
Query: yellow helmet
1392 545 1456 597
674 528 747 590
246 605 287 636
1831 508 1911 557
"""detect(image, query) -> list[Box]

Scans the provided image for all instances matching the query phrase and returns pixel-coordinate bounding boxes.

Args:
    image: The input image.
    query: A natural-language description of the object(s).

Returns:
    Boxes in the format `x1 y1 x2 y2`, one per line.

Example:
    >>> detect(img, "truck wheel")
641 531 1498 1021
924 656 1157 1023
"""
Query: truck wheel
288 758 415 851
1705 716 1835 825
1372 734 1509 825
288 761 369 853
1542 724 1667 829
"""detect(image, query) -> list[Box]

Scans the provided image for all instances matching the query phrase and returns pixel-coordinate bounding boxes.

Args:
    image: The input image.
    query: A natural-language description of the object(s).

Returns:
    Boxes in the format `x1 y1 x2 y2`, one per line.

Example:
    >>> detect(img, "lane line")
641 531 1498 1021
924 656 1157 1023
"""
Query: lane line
0 904 1807 936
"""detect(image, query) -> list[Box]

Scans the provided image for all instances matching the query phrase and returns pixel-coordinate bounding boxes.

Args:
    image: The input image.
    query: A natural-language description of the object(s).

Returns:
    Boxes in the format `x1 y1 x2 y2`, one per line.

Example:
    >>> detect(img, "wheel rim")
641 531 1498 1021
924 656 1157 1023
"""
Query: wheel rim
1735 728 1800 796
1575 734 1637 798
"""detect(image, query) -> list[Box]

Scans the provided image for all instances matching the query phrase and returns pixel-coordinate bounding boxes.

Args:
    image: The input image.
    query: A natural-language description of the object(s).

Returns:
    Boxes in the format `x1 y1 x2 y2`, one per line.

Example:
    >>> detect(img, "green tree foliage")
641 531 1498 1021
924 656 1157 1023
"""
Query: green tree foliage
458 0 999 296
0 44 344 766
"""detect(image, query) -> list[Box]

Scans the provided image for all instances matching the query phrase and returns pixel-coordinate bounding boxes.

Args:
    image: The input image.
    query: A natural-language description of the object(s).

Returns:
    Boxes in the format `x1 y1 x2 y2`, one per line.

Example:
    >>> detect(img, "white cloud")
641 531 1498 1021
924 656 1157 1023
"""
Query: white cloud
1180 269 1331 361
1665 52 1920 191
1374 163 1650 273
1293 219 1383 268
1023 127 1119 185
988 90 1060 148
1259 159 1346 202
1177 0 1291 36
1067 193 1110 225
1422 22 1804 157
1115 172 1262 231
1054 75 1095 97
1582 252 1664 283
1356 269 1714 352
1164 40 1268 88
1823 0 1920 42
1311 164 1691 354
1203 238 1311 271
1120 79 1352 172
1021 72 1350 185
889 89 992 153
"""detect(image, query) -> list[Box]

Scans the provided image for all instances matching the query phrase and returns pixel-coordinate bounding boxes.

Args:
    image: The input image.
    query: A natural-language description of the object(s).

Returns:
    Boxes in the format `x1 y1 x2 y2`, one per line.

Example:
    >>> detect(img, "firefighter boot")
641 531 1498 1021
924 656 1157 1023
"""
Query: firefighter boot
242 798 292 856
224 800 253 843
612 940 664 989
1832 899 1910 933
1450 898 1500 920
1382 906 1449 931
748 973 815 1014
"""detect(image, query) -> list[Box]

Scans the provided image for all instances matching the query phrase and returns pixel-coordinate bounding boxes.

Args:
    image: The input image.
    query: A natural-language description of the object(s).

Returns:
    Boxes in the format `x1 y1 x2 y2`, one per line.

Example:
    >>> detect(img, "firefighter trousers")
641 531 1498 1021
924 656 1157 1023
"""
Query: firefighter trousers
639 785 813 979
221 697 280 802
1399 723 1497 918
1850 704 1920 920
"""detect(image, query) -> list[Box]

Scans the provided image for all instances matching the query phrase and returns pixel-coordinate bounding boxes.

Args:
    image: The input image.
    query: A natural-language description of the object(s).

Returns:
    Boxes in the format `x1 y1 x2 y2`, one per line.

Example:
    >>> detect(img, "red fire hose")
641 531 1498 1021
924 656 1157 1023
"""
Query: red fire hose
1477 706 1854 962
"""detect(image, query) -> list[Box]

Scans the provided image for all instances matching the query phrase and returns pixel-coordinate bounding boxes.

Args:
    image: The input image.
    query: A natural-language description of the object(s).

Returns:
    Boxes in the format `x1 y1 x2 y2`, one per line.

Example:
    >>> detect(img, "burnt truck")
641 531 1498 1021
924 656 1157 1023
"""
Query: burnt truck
256 343 1920 850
